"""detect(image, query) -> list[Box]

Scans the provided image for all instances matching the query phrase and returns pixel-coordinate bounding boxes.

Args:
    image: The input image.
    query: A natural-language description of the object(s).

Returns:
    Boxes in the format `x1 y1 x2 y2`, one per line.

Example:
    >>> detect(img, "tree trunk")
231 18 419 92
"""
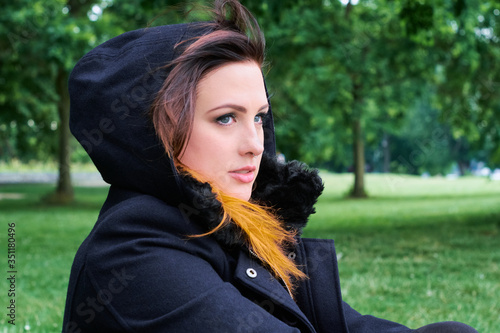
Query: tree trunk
382 131 391 173
453 138 468 176
46 68 74 204
457 161 468 176
351 118 367 198
0 132 16 160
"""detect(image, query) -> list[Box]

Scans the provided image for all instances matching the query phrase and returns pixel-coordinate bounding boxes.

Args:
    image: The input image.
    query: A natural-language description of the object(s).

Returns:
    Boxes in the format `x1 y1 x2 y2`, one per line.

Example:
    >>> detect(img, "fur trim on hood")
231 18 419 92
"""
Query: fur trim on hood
181 153 324 249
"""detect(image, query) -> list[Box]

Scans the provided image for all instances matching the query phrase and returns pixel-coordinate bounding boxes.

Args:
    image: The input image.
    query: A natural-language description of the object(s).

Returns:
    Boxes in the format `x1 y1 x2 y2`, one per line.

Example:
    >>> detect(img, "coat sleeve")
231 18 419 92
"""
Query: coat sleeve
342 302 414 333
63 196 303 333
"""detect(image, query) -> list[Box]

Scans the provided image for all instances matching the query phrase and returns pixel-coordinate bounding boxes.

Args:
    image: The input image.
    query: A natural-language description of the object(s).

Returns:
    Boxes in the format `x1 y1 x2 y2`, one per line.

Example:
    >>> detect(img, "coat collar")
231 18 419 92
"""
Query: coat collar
234 249 317 332
179 153 324 250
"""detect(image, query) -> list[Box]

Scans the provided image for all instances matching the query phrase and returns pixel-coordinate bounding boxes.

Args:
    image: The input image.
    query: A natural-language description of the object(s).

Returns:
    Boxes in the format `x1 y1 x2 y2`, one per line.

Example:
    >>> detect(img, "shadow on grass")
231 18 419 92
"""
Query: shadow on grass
320 192 500 203
0 183 108 211
305 213 500 237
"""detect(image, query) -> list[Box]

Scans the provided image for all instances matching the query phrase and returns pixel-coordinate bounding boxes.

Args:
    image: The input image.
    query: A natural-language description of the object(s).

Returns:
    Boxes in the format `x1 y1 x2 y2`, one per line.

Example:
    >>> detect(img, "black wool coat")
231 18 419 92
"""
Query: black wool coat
62 23 414 332
63 156 413 333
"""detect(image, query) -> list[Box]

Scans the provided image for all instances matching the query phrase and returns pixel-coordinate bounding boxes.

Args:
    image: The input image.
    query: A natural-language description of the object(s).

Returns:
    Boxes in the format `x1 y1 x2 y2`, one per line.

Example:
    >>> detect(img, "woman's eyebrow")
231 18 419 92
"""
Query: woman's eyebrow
207 103 269 113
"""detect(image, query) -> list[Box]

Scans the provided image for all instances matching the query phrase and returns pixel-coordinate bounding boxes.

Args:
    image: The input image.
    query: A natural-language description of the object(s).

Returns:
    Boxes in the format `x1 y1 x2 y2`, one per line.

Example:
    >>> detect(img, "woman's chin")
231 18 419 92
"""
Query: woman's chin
225 185 252 202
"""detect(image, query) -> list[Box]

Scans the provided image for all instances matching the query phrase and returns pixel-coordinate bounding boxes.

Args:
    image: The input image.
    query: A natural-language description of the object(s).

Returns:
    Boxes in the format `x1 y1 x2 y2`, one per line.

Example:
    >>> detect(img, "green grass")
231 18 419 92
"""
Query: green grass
0 174 499 332
0 160 98 173
0 184 107 333
303 173 500 332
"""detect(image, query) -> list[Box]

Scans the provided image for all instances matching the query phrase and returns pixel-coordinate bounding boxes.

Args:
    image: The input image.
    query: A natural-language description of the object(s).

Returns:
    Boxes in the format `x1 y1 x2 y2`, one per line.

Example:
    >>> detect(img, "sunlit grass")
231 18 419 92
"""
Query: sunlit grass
0 173 498 331
304 173 500 332
0 184 107 332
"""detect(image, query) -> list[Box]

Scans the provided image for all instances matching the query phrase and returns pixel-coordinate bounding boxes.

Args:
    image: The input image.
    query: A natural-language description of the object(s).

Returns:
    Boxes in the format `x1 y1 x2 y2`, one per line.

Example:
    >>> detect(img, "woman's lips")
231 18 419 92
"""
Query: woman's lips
229 166 256 183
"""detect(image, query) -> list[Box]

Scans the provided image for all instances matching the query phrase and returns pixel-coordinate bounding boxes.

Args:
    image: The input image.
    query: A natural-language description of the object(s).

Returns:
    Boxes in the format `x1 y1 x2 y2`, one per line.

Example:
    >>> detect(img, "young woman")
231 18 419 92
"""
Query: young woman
63 1 477 332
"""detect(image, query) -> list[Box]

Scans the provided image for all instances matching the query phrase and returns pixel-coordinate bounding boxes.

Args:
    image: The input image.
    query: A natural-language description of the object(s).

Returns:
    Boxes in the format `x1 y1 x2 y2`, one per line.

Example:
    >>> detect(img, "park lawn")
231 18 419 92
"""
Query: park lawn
304 173 500 332
0 185 106 332
0 173 498 332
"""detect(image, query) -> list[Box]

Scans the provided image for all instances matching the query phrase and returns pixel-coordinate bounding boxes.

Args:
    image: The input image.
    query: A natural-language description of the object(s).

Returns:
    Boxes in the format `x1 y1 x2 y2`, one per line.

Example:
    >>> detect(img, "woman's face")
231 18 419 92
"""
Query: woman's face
179 61 268 201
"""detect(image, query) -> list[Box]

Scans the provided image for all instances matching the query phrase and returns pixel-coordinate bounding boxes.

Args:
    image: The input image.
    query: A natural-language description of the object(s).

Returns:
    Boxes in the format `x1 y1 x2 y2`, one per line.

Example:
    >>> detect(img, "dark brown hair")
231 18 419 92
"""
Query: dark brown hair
151 0 265 161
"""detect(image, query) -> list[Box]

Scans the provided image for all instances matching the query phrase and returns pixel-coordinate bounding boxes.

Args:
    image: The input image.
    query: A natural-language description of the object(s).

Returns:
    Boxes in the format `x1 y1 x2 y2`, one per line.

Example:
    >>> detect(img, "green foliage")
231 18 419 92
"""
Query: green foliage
259 0 436 171
255 0 500 172
386 96 454 175
0 0 188 163
400 2 434 36
1 0 92 161
431 1 500 165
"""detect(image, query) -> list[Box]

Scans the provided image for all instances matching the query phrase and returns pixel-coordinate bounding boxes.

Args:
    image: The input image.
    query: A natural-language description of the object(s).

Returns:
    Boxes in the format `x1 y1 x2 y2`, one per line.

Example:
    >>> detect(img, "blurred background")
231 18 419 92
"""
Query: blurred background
1 0 499 199
0 0 499 332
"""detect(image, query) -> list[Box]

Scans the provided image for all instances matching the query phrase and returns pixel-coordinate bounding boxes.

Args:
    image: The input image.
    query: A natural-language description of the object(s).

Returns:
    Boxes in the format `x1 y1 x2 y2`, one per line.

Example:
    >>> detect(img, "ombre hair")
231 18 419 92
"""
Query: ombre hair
151 0 306 293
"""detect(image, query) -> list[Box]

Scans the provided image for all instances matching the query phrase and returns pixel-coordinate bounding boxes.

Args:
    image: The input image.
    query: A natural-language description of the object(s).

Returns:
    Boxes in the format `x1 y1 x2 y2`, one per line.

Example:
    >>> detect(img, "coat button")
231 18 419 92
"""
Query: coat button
246 268 257 278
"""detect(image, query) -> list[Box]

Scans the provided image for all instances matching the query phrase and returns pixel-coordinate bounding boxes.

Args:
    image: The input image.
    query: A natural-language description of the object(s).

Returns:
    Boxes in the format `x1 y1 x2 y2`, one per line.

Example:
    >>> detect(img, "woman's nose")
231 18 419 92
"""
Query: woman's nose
240 122 264 157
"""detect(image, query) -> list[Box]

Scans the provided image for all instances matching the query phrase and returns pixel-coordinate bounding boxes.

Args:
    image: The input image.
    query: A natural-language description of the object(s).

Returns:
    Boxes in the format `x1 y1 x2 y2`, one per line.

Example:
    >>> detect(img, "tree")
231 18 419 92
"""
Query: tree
251 0 499 191
255 1 434 197
1 0 103 203
0 0 189 203
431 0 500 168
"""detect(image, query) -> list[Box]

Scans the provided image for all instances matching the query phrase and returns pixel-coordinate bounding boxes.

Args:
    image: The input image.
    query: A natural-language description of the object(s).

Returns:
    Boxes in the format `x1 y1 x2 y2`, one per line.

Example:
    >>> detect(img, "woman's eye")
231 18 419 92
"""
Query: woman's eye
255 112 268 124
216 114 235 125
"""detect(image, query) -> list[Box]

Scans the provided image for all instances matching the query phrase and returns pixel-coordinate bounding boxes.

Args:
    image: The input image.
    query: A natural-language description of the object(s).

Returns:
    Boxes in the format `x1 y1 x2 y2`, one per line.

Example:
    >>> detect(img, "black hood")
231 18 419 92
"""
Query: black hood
69 23 323 239
69 23 277 207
